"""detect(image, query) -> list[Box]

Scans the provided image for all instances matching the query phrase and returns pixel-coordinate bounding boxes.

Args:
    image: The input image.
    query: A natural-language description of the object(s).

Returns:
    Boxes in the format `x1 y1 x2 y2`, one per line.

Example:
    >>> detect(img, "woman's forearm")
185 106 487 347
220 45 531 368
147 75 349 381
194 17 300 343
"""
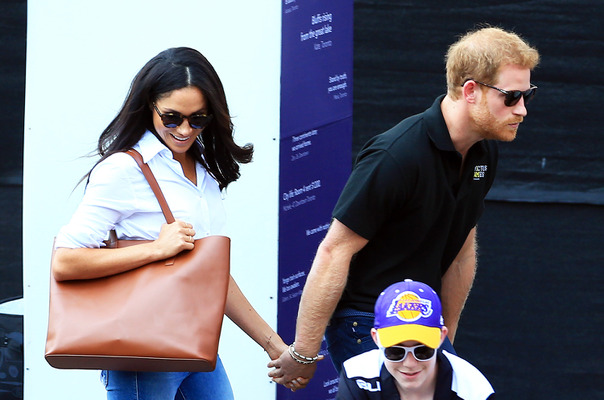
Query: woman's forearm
224 275 287 360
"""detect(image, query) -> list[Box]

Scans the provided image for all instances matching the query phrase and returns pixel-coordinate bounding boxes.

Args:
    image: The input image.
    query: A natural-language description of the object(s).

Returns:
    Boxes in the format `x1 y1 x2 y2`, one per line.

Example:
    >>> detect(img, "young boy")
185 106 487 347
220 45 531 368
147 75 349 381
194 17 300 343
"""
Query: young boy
337 280 495 399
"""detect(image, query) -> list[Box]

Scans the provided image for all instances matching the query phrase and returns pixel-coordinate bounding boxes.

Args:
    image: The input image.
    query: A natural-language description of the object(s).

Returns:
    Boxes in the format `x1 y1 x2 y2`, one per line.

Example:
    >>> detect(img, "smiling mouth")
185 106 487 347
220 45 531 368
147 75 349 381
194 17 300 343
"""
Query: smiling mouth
401 370 421 378
170 133 191 142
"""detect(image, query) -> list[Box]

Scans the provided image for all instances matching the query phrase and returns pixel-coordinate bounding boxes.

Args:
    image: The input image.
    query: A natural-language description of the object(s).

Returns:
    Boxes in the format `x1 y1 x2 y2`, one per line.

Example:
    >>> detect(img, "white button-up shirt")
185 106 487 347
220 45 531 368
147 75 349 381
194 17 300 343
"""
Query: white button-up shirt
55 131 226 248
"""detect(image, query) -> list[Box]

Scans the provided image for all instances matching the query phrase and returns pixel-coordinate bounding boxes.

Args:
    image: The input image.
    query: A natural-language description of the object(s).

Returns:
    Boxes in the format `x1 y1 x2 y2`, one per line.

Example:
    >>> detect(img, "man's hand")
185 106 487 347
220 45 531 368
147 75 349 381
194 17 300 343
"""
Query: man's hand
267 347 322 391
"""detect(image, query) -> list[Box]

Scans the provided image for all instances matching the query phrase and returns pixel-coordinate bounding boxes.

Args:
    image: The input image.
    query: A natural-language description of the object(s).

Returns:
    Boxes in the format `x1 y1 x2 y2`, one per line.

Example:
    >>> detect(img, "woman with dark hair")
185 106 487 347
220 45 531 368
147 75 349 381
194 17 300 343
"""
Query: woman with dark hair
52 47 298 399
91 46 252 189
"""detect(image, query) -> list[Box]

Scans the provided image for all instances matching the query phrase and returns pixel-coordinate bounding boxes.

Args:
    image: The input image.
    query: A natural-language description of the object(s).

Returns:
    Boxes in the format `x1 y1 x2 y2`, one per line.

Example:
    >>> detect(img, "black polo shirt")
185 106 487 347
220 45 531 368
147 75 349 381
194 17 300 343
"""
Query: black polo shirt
332 95 498 312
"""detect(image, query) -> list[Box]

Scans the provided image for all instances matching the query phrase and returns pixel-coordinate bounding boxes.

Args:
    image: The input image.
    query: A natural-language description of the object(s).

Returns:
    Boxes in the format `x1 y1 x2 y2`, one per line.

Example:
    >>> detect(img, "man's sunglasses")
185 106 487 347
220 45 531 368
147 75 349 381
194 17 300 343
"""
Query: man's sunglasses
381 344 437 362
153 103 213 130
467 80 538 107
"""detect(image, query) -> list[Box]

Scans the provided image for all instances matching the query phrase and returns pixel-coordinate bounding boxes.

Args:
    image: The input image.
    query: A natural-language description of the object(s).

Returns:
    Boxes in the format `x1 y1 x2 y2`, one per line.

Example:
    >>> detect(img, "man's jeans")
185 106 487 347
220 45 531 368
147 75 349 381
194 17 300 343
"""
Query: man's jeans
325 309 456 374
101 356 233 400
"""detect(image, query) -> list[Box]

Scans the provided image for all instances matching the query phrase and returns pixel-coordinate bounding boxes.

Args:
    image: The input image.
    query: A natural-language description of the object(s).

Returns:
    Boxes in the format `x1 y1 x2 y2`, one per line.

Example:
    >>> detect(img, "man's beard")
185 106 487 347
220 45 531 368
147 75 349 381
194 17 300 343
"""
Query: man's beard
470 98 523 142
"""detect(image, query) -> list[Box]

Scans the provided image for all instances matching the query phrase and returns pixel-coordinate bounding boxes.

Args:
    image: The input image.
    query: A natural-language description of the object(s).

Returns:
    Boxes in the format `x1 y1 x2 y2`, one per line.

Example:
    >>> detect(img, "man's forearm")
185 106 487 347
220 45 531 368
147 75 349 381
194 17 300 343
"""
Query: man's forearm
267 219 368 387
441 227 477 342
293 219 368 356
293 246 350 356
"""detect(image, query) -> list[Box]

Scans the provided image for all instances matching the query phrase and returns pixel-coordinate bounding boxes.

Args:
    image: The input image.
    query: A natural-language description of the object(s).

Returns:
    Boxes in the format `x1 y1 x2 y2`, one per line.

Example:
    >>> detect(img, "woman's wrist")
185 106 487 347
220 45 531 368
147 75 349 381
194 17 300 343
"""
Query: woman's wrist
263 333 287 359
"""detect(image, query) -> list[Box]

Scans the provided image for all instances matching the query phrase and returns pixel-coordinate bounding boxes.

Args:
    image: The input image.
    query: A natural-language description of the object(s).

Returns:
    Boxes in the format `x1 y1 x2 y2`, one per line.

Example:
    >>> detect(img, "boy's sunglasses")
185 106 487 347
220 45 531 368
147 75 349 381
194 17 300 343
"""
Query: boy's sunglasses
469 80 538 107
153 103 213 130
381 344 436 362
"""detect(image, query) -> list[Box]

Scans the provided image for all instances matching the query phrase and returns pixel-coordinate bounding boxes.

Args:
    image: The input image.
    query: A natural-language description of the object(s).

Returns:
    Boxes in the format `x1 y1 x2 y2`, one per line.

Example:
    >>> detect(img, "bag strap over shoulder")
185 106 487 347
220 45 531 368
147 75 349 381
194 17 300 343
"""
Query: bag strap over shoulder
125 149 175 224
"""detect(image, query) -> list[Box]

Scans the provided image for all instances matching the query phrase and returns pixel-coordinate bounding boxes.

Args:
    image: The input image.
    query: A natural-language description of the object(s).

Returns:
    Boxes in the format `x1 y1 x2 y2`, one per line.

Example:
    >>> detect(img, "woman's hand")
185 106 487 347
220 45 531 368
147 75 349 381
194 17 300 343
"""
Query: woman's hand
52 219 197 281
265 338 312 392
268 347 320 392
153 220 196 259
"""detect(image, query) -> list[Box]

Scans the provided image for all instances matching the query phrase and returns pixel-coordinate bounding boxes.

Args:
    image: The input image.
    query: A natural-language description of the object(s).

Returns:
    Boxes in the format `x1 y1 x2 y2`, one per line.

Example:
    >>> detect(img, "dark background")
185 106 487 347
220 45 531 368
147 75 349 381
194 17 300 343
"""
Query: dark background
0 2 26 398
0 0 25 303
1 0 602 399
352 1 603 398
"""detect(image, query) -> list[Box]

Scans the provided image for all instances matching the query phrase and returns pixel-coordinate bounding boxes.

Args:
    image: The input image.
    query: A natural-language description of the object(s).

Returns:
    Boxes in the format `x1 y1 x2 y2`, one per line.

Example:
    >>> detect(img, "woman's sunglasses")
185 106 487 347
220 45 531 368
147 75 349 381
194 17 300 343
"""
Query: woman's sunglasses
470 80 538 107
381 344 437 362
153 103 213 130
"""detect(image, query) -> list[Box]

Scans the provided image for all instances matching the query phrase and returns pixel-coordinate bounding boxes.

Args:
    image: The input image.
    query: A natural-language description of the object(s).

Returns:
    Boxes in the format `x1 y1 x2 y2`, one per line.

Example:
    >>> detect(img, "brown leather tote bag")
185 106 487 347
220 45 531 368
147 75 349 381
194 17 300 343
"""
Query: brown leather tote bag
45 149 230 372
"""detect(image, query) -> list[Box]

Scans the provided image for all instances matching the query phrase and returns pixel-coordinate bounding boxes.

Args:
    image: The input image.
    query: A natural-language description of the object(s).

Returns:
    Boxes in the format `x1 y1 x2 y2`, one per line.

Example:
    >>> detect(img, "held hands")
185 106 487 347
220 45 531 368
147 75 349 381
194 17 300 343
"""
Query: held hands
154 220 196 259
264 336 311 392
268 344 324 392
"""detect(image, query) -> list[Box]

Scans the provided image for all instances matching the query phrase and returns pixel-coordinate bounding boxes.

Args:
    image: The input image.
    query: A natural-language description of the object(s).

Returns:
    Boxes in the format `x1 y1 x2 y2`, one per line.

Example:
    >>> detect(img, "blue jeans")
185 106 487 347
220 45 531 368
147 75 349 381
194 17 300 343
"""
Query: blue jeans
325 309 457 374
100 356 234 400
325 309 378 374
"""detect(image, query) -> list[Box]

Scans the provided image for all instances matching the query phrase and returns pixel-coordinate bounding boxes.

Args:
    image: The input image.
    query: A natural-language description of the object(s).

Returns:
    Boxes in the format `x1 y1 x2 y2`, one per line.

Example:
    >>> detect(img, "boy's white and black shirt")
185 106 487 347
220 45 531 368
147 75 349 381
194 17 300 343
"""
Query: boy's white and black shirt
337 349 495 400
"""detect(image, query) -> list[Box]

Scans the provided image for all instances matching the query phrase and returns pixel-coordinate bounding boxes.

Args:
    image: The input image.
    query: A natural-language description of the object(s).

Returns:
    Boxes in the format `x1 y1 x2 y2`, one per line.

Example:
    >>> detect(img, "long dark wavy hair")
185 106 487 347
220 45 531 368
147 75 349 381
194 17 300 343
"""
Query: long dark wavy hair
86 47 253 190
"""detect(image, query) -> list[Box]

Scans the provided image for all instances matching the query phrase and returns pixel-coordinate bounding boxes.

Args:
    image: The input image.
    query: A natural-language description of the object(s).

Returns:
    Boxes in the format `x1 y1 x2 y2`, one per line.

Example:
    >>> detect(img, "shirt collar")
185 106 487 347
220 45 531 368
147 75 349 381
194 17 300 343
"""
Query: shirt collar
378 366 399 397
424 94 457 153
134 131 172 164
425 95 491 159
434 349 454 398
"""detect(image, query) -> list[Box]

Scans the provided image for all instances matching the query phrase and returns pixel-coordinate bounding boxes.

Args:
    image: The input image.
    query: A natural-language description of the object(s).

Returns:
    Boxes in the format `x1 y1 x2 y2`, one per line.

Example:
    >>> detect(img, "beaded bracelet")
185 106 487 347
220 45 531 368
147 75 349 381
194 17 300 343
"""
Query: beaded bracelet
288 345 314 364
288 345 315 364
288 343 319 364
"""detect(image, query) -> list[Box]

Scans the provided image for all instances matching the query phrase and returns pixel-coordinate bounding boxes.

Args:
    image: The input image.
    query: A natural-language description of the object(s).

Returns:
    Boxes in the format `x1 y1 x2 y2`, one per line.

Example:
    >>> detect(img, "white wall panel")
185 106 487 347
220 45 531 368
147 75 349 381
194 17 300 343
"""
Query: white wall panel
23 1 281 399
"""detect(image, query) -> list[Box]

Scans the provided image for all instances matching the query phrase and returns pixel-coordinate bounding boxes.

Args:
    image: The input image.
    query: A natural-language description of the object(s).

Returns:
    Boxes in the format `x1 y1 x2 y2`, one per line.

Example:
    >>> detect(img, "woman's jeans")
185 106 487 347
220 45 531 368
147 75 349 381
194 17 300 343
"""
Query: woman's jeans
101 356 234 400
325 309 456 374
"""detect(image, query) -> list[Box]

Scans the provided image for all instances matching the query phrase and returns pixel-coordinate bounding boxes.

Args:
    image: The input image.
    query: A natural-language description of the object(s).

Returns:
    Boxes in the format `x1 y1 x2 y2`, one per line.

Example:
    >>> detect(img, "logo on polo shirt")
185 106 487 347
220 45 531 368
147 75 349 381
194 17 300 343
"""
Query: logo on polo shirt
473 165 488 181
386 291 433 322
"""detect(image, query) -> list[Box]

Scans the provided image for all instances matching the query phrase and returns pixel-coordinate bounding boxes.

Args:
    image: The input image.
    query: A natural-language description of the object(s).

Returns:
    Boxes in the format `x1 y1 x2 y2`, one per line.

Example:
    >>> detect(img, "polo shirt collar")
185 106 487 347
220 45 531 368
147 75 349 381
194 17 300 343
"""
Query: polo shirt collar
424 94 457 153
424 95 491 159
